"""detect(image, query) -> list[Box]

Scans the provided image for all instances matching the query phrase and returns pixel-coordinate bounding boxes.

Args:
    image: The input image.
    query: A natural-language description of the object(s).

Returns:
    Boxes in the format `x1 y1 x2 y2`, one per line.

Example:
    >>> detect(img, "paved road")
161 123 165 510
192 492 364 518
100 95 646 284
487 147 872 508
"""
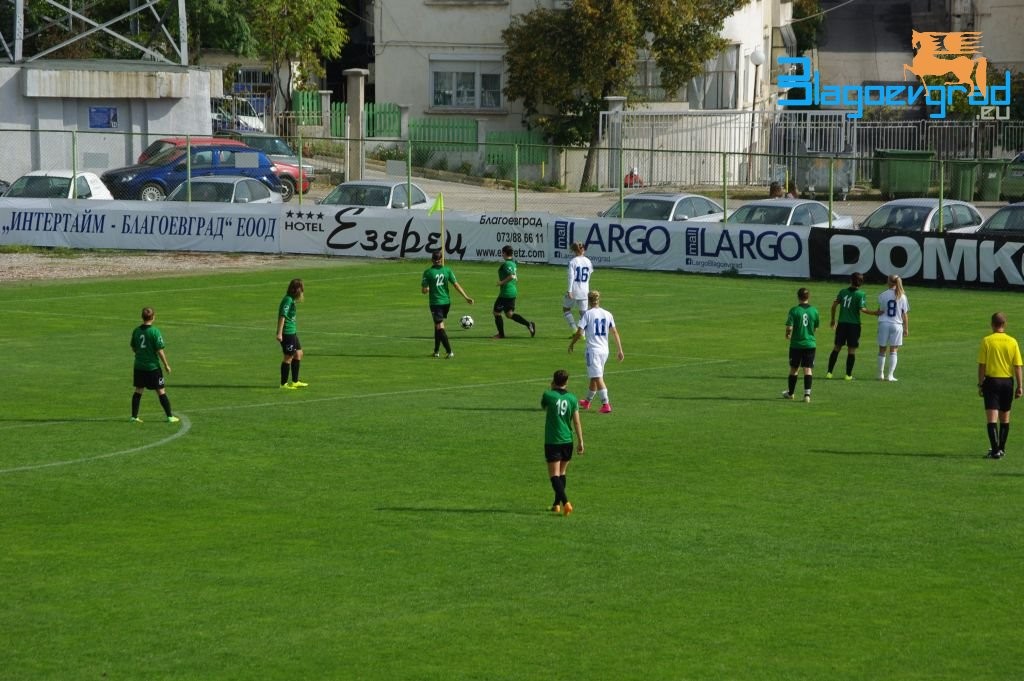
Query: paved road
297 165 1003 225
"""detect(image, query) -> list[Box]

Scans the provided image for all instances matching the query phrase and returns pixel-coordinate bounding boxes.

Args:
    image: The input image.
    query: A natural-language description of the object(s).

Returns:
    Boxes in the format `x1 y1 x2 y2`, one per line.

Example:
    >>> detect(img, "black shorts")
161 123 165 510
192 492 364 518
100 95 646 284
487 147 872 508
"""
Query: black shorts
788 348 816 369
493 296 517 314
544 443 573 463
133 368 165 391
982 377 1014 412
430 304 451 324
833 322 862 349
280 334 301 355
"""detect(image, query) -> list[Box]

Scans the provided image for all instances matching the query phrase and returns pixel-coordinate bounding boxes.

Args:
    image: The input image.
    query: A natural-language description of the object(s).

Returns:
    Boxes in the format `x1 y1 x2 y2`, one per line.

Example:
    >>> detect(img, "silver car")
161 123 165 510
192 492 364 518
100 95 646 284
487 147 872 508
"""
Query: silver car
164 176 282 204
319 180 432 209
948 202 1024 235
860 198 983 232
725 198 854 229
599 191 725 222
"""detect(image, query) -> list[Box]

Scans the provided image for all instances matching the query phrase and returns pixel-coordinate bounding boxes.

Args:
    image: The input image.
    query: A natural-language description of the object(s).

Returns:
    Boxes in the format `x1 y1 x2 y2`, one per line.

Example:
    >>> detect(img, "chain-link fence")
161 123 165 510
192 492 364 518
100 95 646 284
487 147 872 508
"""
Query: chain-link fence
1 128 1021 226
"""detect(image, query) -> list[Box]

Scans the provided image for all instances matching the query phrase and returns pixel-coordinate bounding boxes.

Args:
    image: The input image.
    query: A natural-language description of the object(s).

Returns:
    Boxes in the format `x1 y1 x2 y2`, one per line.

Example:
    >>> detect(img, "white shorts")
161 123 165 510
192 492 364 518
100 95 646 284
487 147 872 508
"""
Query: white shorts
562 295 587 313
877 323 904 348
585 348 609 379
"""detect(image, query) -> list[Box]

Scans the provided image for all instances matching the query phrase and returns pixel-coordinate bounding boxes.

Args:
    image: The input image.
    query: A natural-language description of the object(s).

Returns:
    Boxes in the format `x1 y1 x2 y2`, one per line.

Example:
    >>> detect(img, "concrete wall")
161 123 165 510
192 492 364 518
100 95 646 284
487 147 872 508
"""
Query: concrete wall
0 62 219 181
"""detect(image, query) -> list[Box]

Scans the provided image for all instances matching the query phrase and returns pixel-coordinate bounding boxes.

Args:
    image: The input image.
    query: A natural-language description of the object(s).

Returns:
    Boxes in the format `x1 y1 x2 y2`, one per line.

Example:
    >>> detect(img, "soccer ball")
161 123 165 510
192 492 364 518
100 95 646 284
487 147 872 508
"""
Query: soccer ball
459 315 474 329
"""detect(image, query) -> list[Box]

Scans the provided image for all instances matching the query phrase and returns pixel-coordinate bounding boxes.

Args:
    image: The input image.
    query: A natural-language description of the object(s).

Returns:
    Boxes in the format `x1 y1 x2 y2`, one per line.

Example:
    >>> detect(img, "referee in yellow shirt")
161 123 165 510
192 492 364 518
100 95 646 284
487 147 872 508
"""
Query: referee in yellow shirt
978 312 1024 459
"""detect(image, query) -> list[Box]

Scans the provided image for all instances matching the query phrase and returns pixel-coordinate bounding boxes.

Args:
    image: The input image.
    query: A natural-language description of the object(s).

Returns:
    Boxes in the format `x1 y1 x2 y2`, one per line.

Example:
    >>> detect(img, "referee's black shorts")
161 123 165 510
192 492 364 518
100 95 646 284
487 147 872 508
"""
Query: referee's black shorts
982 377 1014 412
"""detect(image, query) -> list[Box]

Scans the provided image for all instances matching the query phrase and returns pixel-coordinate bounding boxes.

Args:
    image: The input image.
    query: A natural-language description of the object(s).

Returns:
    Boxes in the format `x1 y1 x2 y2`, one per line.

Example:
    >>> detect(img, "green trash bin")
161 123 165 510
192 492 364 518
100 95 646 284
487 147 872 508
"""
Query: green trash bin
1001 161 1024 202
977 160 1008 201
947 159 978 201
876 149 935 198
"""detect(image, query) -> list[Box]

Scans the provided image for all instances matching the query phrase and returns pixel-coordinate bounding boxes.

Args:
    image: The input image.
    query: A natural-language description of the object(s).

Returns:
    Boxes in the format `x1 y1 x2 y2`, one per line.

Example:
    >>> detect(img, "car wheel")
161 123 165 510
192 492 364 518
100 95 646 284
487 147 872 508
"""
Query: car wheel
139 183 166 201
279 177 296 202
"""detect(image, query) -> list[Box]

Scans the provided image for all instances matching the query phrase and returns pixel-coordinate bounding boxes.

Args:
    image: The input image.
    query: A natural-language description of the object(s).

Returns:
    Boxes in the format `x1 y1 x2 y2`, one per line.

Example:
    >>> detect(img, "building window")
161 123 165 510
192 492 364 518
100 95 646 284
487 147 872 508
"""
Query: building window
687 45 740 109
430 58 503 110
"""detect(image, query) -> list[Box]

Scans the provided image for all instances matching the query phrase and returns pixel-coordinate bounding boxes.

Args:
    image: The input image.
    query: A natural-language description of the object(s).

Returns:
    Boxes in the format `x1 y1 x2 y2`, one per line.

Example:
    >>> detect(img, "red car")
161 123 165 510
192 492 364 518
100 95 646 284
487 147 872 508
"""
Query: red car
138 136 309 201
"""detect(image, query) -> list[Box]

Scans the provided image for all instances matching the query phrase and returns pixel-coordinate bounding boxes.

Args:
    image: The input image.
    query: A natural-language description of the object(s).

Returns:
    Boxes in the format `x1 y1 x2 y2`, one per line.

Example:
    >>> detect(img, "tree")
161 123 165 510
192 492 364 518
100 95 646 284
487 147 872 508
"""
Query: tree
503 0 749 190
791 0 824 55
247 0 348 110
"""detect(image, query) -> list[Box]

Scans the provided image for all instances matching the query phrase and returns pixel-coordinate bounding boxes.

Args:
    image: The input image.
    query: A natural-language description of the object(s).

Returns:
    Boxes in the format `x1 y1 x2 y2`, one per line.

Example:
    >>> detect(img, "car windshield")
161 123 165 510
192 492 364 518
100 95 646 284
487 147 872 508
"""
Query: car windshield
726 204 792 225
145 148 185 166
862 205 930 230
167 182 235 202
322 184 391 206
982 207 1024 233
6 175 71 198
248 137 295 156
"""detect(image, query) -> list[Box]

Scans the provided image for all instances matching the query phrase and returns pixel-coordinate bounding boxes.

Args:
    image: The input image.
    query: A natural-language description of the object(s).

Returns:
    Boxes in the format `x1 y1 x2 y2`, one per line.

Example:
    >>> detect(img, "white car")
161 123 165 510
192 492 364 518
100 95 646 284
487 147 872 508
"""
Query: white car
860 198 983 233
599 191 727 222
948 202 1024 235
3 170 113 199
725 198 854 229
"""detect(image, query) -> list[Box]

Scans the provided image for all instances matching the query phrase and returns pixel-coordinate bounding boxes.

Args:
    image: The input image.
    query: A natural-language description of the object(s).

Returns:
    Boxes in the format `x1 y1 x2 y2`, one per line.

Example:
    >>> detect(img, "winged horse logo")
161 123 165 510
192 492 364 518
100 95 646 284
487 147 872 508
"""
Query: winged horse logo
903 31 987 93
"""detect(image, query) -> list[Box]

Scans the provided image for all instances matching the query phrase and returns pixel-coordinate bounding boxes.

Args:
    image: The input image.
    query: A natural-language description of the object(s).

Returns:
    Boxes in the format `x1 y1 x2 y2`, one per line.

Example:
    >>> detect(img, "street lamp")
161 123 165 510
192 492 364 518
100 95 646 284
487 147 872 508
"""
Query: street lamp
746 46 766 185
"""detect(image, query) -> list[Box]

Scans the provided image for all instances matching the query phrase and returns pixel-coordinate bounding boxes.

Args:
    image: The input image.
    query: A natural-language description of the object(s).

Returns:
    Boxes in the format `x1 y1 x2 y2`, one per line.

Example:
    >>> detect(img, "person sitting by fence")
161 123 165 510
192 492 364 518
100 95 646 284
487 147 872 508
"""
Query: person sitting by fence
785 181 799 198
769 181 784 198
624 167 644 188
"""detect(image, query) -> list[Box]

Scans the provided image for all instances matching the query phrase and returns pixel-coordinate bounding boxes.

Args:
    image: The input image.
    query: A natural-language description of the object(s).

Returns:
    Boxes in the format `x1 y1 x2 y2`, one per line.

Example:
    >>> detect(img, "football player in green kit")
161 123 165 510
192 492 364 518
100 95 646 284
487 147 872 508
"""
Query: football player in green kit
826 272 880 380
277 278 307 389
130 306 179 423
421 250 474 358
782 287 820 403
541 369 584 516
492 244 536 339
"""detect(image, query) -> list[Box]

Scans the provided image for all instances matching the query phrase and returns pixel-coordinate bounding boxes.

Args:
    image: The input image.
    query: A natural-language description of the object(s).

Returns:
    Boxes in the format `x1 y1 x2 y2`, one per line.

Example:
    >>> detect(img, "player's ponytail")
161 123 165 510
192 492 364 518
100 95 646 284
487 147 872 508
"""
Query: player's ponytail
888 274 905 300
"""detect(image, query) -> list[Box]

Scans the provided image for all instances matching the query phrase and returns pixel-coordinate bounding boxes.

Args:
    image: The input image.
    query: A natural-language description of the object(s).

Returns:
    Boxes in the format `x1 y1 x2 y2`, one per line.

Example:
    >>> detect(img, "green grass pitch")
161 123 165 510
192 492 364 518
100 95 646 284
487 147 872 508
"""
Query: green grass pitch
2 257 1023 680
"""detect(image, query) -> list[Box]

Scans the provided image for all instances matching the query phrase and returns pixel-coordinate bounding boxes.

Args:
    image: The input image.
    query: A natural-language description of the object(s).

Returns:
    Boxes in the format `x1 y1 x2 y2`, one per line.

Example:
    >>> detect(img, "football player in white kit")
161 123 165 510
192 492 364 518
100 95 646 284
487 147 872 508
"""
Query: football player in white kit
562 241 594 333
568 290 624 413
877 274 910 381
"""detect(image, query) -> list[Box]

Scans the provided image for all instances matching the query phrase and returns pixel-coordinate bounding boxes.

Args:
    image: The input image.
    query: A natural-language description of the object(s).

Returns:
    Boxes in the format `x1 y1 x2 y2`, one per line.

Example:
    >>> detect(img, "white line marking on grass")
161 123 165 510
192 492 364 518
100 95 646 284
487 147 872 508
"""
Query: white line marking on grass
197 361 718 414
0 413 191 475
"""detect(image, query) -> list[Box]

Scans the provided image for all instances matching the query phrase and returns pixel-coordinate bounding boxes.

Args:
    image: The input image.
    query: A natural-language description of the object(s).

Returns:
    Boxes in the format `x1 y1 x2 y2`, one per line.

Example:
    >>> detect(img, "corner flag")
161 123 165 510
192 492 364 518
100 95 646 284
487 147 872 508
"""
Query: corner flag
428 193 444 215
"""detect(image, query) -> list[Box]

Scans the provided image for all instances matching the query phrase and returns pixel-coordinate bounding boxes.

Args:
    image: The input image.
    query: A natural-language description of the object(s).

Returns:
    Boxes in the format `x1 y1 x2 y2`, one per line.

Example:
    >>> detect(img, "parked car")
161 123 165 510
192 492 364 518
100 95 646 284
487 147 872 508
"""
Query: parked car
211 96 265 132
214 130 313 197
102 144 282 201
948 202 1024 235
164 176 283 204
3 170 113 199
599 191 726 222
137 136 306 201
859 198 983 232
318 180 431 209
138 136 247 164
725 198 854 229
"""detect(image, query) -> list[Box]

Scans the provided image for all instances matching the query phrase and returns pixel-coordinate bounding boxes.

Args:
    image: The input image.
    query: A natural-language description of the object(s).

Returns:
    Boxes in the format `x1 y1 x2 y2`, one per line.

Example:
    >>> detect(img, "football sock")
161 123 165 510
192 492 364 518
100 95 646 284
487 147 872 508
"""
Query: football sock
1000 422 1010 450
550 476 567 504
511 313 530 328
788 374 797 395
564 311 576 329
803 375 813 395
433 329 441 353
586 390 596 401
560 475 567 501
988 422 999 450
877 355 886 376
131 393 142 418
846 355 856 376
827 350 839 374
597 388 609 404
291 359 301 383
281 362 290 385
494 316 505 336
440 329 451 354
888 352 898 376
158 393 172 417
